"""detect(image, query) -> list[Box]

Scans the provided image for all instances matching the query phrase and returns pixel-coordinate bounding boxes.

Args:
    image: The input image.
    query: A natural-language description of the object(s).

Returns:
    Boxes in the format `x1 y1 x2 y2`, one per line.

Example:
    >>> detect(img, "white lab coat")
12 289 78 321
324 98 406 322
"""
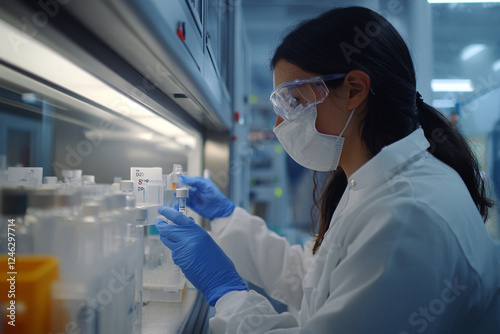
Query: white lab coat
208 128 500 334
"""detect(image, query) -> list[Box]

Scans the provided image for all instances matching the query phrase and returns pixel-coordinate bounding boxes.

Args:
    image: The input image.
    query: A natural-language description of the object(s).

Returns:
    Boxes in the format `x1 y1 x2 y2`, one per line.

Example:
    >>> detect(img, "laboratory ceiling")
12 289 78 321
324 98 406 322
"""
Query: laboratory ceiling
242 0 500 135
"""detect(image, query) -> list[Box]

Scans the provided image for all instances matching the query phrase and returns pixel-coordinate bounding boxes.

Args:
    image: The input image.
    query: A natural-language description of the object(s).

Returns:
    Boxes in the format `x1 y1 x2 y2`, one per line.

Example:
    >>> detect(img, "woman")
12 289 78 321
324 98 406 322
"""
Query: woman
156 6 500 333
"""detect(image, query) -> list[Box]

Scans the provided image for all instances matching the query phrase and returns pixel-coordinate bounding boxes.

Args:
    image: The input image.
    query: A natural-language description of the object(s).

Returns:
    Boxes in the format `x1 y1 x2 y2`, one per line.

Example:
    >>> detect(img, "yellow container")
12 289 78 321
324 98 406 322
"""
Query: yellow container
0 256 59 334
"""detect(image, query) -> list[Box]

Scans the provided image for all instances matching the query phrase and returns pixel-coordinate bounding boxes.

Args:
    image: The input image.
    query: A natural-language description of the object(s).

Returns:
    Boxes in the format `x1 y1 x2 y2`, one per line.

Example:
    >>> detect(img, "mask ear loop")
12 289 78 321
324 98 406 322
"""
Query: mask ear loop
339 108 355 137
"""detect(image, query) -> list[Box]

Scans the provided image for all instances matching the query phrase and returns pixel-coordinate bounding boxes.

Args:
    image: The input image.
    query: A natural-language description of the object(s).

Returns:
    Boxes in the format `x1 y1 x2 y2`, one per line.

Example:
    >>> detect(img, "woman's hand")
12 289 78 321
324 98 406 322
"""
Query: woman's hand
156 206 246 306
179 175 235 220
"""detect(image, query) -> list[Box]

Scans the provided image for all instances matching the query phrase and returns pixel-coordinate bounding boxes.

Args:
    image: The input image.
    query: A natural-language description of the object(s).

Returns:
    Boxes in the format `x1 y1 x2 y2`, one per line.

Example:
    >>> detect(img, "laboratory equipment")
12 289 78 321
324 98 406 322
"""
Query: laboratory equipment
7 167 43 186
142 231 186 303
176 187 189 215
130 167 164 226
142 170 188 303
0 164 193 331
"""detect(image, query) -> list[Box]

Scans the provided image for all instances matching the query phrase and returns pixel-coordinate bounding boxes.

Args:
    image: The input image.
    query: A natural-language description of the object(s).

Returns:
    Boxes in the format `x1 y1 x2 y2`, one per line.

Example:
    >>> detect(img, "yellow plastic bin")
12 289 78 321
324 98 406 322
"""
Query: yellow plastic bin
0 256 59 334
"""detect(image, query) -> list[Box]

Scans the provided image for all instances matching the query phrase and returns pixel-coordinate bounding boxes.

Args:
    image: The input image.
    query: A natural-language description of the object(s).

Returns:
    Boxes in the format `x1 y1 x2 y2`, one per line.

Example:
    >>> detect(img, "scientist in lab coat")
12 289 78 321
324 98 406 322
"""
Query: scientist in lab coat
156 6 500 333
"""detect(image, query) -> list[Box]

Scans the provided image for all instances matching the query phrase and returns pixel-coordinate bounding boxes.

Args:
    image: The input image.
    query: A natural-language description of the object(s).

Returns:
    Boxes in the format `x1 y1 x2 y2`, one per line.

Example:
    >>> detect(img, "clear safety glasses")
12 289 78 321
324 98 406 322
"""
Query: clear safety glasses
270 73 346 122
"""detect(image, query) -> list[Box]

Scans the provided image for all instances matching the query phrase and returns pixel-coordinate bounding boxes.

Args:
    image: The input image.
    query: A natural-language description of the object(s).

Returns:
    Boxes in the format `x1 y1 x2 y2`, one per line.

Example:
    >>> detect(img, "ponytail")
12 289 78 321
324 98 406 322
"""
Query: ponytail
416 96 492 220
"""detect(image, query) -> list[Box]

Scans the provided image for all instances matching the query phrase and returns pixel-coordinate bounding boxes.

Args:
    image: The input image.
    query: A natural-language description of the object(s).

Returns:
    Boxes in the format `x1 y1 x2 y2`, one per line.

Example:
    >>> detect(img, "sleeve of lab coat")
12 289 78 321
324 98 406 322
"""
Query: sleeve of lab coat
210 207 314 309
210 200 465 334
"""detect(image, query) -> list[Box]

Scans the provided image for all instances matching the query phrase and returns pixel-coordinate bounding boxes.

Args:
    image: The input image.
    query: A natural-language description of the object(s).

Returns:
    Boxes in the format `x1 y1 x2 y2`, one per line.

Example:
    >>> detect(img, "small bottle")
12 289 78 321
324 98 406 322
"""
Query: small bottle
33 190 80 279
72 170 83 184
61 170 75 183
109 193 128 252
171 164 183 190
79 204 104 266
26 189 57 255
120 180 136 208
82 175 95 185
175 188 189 215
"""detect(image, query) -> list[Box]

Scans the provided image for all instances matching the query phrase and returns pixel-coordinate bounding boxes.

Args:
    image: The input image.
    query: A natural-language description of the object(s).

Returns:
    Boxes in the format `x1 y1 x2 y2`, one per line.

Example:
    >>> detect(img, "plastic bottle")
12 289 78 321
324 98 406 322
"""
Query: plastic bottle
120 180 136 207
171 164 183 190
118 186 141 334
62 170 75 183
79 203 104 266
119 192 139 334
134 208 147 333
54 190 82 277
51 203 102 334
72 170 83 184
27 189 57 255
101 193 130 334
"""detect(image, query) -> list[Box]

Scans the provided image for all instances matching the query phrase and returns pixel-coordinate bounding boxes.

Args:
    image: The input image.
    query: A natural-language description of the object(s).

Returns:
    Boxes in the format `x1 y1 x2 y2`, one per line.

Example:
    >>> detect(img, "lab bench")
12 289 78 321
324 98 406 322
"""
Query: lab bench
142 283 210 334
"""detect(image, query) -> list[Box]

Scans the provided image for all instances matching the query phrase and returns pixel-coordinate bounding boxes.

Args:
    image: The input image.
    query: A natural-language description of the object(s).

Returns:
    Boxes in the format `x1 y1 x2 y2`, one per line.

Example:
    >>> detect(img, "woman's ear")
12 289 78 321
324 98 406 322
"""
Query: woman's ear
345 70 371 110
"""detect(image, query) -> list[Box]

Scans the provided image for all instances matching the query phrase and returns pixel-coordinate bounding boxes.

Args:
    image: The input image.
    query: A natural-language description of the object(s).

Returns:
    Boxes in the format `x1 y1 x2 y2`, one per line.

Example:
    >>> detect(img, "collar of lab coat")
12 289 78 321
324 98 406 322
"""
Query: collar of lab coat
347 127 430 191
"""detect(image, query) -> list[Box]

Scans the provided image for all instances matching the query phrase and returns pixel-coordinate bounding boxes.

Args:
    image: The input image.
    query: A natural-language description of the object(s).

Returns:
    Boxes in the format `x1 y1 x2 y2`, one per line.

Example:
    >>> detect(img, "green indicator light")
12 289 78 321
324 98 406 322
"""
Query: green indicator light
274 187 283 198
274 145 283 154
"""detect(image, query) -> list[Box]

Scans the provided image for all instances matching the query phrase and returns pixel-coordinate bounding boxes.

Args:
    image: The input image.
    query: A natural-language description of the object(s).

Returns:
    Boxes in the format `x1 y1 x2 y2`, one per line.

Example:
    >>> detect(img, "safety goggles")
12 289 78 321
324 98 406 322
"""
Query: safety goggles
270 73 346 122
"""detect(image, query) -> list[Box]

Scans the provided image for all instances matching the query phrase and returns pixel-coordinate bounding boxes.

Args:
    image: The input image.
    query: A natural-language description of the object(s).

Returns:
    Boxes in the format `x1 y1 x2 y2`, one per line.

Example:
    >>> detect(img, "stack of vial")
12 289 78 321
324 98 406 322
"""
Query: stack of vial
0 165 191 332
0 173 145 334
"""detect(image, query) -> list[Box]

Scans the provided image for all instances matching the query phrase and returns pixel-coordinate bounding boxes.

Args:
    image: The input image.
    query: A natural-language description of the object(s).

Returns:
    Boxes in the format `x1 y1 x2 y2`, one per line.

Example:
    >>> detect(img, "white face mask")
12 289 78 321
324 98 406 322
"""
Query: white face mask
273 107 355 171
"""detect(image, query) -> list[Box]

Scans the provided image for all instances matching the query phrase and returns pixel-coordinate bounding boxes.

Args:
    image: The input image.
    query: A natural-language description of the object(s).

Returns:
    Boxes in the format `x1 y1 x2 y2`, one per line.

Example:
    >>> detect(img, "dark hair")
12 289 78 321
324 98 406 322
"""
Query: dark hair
271 6 493 254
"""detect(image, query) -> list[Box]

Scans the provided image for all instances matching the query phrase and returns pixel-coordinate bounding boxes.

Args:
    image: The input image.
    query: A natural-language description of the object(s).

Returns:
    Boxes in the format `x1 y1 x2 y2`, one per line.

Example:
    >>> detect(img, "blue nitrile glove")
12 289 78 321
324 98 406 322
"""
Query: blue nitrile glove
156 206 247 306
179 175 235 220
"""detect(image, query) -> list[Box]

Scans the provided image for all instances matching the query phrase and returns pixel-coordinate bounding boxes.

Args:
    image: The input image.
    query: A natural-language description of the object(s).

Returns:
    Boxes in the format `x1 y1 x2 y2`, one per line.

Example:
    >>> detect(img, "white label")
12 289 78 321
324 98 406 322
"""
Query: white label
7 167 43 185
130 167 163 205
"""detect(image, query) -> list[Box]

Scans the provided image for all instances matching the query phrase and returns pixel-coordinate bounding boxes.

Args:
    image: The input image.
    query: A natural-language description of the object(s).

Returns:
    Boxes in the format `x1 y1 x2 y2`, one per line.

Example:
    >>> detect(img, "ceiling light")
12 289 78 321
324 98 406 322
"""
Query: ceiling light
137 133 154 141
431 79 474 92
0 19 196 149
432 99 457 108
493 60 500 71
428 0 500 3
461 44 486 61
